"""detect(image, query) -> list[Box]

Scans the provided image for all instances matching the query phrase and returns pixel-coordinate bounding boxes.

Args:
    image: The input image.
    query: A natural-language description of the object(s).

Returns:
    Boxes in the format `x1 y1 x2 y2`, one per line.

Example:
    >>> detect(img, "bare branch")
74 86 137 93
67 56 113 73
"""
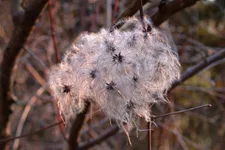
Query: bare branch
12 86 47 150
78 125 119 150
0 0 47 149
153 104 212 119
69 101 90 150
48 0 60 63
77 104 212 149
0 103 211 147
116 0 160 21
171 49 225 89
152 0 200 26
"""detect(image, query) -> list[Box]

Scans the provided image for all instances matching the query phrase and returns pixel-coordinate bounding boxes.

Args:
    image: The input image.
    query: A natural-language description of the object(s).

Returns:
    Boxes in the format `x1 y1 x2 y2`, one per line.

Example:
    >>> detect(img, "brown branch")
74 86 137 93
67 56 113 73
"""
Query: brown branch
0 0 47 149
171 49 225 89
147 120 152 150
115 0 200 28
48 0 66 137
69 101 90 150
151 0 200 26
116 0 149 21
78 125 119 150
77 104 212 150
0 103 211 146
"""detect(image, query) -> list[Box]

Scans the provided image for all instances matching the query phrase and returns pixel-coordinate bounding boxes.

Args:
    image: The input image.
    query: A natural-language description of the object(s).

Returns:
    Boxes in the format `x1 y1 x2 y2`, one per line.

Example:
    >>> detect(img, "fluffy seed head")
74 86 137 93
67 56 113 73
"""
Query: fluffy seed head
48 17 180 132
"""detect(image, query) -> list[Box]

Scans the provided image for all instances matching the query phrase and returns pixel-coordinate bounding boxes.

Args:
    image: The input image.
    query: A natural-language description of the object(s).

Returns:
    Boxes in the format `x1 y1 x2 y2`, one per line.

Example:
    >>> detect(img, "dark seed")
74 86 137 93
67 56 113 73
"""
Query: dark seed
106 81 116 90
147 24 152 32
90 70 97 78
133 75 138 82
126 101 135 110
63 85 71 93
112 52 124 63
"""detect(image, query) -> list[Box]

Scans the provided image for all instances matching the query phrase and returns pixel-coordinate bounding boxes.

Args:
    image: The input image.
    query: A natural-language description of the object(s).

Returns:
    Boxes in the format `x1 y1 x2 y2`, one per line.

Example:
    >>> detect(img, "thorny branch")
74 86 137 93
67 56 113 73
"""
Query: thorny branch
0 0 47 149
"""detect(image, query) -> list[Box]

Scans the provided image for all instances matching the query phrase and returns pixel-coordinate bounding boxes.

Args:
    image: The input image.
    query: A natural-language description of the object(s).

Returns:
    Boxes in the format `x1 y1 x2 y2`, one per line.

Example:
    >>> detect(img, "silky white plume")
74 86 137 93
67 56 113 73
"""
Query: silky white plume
48 17 180 132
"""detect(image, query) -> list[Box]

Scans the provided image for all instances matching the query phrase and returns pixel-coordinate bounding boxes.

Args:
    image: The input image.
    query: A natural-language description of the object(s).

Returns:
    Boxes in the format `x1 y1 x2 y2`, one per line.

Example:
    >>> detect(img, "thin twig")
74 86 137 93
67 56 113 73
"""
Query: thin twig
159 123 189 150
24 60 66 140
139 0 146 32
25 63 46 86
0 103 212 145
112 0 119 24
106 0 113 27
77 104 212 149
153 104 212 119
0 121 63 143
12 86 47 150
48 0 69 140
23 47 48 68
48 0 60 63
147 120 152 150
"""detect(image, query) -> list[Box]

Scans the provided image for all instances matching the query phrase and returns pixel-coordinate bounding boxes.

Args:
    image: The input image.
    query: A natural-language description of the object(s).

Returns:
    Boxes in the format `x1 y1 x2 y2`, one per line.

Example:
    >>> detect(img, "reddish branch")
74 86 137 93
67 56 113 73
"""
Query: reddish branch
0 0 47 149
48 0 60 63
112 0 119 24
48 0 67 140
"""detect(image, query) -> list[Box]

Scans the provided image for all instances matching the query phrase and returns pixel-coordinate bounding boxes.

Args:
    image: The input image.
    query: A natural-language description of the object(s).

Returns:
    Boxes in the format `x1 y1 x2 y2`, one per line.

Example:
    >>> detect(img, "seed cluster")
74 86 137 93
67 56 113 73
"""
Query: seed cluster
48 17 180 132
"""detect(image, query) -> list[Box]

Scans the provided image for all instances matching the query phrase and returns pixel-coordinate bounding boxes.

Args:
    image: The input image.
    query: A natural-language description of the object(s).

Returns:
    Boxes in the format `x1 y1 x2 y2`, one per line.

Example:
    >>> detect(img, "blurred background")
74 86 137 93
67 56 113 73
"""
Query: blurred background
0 0 224 149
